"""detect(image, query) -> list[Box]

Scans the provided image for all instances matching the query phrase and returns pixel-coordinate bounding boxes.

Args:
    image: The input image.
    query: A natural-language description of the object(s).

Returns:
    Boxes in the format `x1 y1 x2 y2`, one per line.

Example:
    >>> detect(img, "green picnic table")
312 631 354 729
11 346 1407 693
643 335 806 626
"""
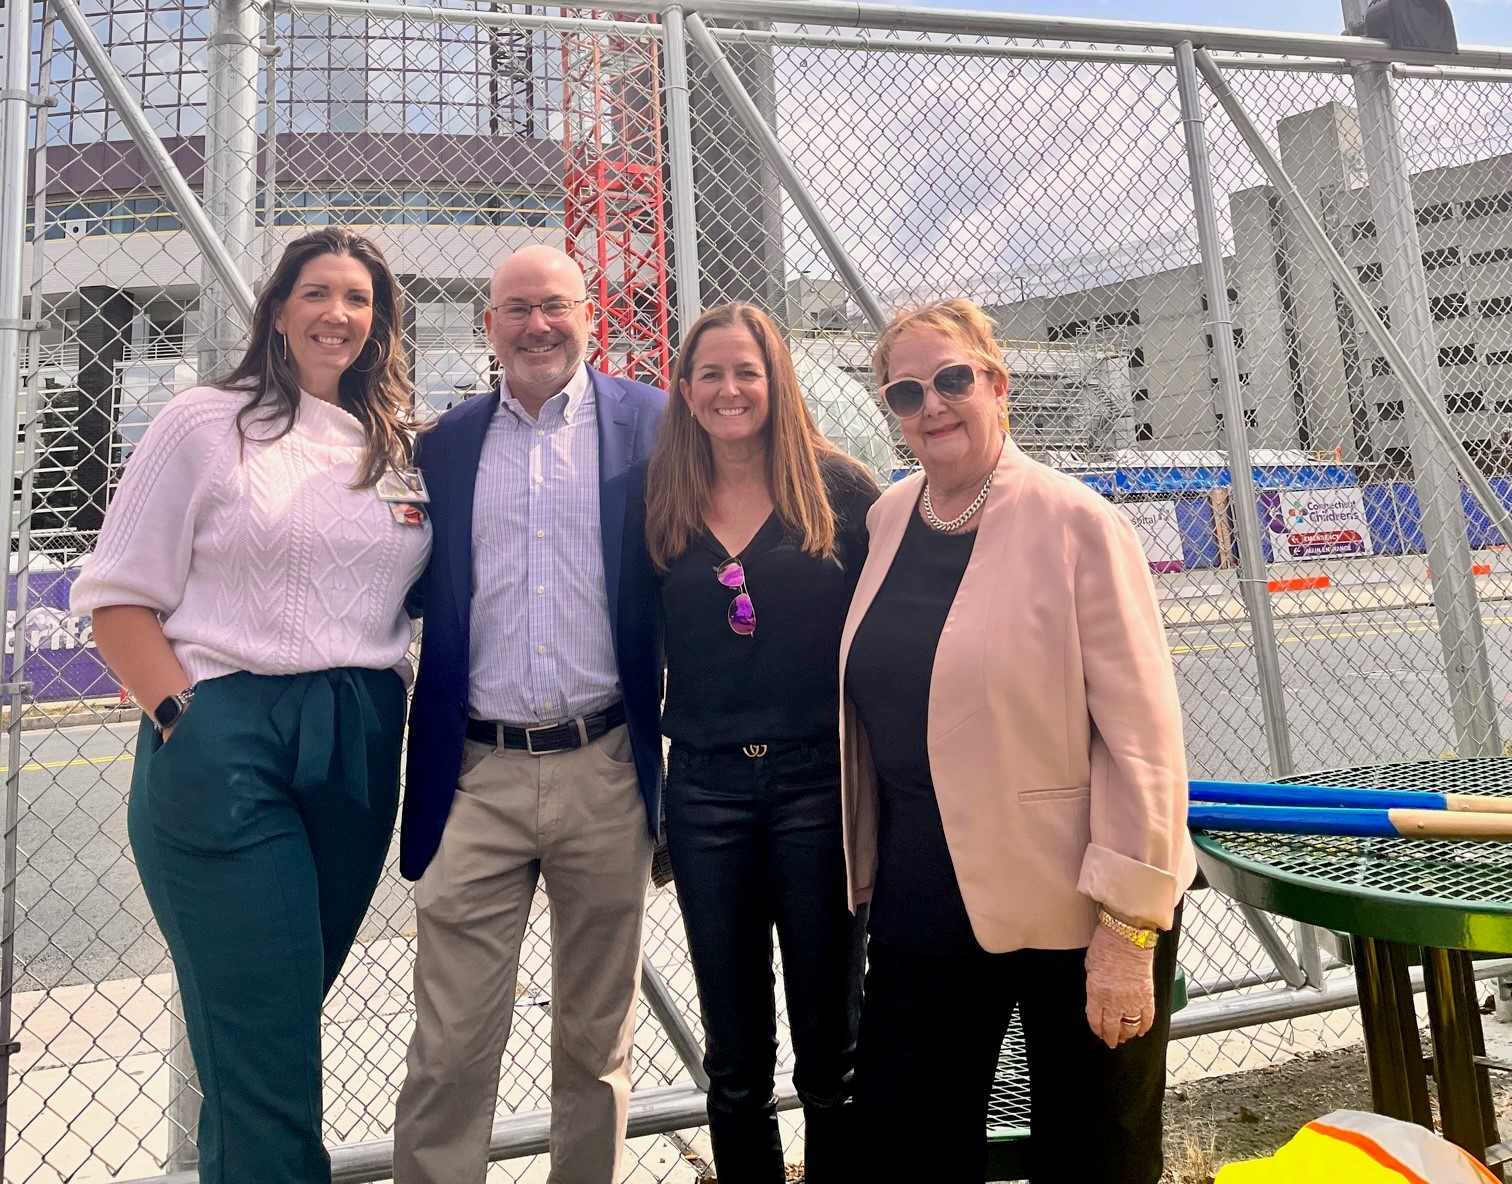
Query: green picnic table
1193 756 1512 1176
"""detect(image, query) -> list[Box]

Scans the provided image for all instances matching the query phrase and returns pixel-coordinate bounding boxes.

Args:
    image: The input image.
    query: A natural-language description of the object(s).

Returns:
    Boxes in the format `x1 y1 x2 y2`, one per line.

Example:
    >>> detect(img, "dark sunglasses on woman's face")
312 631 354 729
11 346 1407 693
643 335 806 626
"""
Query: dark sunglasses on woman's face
879 362 977 419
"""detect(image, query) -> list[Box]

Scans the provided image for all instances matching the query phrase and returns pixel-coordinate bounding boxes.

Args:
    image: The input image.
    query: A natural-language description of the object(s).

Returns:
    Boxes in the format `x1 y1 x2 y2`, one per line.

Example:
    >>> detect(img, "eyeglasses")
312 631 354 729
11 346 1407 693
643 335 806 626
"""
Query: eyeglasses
715 558 755 637
488 298 586 325
879 362 977 419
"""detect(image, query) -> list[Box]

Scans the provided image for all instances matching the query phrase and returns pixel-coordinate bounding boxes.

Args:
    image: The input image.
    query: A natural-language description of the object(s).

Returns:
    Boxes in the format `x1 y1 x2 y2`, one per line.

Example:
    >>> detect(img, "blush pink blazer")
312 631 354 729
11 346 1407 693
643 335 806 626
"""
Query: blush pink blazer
838 439 1198 953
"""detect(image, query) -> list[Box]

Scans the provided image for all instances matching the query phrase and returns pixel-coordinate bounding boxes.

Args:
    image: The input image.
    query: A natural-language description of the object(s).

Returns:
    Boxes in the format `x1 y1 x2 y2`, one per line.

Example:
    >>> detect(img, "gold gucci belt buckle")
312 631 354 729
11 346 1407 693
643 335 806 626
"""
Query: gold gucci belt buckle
741 743 768 759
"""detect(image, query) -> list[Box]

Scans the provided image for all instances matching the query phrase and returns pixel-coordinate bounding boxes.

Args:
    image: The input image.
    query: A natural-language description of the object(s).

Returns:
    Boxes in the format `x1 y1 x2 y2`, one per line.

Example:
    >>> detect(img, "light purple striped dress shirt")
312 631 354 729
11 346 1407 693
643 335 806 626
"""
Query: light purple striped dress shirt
467 364 620 725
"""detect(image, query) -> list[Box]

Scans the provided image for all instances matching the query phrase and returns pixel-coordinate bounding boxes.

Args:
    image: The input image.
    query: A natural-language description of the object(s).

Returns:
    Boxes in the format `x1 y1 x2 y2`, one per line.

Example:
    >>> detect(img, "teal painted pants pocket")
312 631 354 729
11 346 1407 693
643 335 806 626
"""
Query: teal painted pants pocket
128 667 405 1184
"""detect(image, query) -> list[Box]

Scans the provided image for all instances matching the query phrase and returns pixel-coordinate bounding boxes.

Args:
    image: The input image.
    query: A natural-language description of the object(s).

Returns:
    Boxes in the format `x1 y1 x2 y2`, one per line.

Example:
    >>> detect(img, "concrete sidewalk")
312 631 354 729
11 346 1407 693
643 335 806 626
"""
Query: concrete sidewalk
5 896 1363 1184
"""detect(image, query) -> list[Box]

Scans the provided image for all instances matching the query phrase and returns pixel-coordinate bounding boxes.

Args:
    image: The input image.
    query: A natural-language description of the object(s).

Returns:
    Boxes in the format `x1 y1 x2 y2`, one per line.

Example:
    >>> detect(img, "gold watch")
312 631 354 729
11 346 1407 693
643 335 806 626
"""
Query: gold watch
1097 906 1160 950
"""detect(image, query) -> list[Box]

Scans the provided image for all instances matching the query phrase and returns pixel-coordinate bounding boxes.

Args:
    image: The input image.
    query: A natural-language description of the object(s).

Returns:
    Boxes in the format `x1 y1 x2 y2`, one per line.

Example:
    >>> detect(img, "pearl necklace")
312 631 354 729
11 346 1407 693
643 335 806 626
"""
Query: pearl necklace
922 470 994 533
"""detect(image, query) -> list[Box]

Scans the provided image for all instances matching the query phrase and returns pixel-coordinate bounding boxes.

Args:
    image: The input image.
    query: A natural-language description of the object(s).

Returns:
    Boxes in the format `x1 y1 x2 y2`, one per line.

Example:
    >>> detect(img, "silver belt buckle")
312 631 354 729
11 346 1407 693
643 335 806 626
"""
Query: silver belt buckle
524 722 556 756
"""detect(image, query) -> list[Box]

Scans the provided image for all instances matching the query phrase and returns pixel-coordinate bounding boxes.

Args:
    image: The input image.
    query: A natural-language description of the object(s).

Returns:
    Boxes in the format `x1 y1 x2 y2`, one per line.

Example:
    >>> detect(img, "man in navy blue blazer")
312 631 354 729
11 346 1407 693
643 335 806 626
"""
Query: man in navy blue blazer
394 245 665 1184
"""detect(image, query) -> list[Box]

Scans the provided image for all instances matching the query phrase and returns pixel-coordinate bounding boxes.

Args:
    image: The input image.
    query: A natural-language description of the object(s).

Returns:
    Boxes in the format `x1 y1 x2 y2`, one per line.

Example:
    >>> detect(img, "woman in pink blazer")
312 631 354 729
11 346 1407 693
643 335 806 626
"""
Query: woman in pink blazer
840 300 1197 1182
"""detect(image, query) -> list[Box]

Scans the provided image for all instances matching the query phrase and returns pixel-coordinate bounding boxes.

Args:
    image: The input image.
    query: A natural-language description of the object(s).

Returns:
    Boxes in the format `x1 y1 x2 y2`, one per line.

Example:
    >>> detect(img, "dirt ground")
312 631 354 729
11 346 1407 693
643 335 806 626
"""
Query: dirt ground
1160 1038 1512 1182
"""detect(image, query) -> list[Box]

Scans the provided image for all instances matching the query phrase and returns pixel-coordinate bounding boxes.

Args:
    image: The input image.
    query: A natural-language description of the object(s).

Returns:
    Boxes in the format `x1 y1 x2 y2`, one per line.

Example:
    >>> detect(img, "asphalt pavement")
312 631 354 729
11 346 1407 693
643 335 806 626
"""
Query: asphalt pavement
12 602 1512 991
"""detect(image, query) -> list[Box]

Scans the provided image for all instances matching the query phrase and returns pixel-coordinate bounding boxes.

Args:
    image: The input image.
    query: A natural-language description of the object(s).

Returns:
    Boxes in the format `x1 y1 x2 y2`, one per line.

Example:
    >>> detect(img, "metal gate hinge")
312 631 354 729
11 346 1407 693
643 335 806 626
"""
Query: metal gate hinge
0 682 35 698
0 319 47 333
0 89 55 108
0 1041 19 1057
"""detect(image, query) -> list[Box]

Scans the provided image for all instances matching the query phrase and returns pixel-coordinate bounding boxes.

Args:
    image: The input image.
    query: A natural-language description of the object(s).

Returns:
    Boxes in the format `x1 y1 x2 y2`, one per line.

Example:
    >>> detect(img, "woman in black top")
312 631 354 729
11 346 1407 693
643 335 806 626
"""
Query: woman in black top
646 303 878 1184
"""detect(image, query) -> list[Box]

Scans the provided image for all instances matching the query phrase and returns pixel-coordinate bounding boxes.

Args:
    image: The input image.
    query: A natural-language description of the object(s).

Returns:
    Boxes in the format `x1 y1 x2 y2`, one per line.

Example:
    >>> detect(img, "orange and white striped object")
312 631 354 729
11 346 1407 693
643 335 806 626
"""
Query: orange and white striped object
1214 1110 1499 1184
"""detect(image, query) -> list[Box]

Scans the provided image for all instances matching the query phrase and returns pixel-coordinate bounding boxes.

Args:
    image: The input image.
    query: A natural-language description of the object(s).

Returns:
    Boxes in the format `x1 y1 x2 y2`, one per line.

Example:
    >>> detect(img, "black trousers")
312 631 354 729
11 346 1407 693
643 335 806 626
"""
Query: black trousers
855 903 1183 1184
665 740 865 1184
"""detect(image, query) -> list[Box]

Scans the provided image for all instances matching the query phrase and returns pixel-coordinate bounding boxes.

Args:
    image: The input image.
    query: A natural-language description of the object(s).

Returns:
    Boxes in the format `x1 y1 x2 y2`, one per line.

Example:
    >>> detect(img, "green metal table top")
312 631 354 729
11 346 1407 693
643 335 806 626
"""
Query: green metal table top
1193 758 1512 954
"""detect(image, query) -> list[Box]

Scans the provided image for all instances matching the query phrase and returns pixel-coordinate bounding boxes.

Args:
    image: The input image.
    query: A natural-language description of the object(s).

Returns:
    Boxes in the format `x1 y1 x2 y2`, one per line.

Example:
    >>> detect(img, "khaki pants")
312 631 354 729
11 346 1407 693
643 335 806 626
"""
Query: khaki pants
394 725 653 1184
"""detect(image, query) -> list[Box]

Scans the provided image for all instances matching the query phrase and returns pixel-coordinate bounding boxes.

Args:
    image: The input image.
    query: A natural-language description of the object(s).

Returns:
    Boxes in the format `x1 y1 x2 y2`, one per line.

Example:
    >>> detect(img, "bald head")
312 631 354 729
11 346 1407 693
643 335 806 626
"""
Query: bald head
489 245 587 307
484 244 594 414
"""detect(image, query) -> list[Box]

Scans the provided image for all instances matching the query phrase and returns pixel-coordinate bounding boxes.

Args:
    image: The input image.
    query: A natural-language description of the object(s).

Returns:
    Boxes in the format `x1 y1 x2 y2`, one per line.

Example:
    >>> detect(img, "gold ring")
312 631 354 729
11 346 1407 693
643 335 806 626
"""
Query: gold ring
1120 1015 1142 1025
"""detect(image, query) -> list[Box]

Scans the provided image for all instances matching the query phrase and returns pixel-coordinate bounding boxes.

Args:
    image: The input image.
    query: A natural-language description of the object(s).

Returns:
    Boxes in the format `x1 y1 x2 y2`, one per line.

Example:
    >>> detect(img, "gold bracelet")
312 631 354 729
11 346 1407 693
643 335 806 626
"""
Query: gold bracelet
1097 906 1159 950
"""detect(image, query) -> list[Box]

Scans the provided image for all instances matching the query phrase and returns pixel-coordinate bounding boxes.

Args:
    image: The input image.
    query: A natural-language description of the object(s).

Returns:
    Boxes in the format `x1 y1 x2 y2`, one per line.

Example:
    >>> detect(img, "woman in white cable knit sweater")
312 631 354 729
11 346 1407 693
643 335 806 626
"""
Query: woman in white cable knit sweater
71 228 430 1184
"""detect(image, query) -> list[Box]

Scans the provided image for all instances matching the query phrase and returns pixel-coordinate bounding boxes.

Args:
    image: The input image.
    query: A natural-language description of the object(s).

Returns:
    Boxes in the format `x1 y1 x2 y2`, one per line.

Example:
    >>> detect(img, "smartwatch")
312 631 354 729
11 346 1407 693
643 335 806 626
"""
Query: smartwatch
153 686 196 733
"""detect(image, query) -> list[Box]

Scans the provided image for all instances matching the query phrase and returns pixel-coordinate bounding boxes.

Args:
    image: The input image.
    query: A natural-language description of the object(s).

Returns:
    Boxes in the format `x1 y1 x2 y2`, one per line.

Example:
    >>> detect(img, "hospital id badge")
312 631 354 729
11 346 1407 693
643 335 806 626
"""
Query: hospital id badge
377 466 430 504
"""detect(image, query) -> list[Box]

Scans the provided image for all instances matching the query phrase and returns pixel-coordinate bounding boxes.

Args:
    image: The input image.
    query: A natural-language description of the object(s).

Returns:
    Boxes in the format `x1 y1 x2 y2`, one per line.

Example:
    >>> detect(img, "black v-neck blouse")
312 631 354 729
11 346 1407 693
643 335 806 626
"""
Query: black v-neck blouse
659 454 879 751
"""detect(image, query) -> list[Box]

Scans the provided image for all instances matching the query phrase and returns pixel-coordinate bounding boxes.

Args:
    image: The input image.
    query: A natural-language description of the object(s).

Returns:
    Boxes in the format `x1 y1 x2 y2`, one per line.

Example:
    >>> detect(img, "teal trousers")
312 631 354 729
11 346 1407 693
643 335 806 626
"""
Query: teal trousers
128 667 405 1184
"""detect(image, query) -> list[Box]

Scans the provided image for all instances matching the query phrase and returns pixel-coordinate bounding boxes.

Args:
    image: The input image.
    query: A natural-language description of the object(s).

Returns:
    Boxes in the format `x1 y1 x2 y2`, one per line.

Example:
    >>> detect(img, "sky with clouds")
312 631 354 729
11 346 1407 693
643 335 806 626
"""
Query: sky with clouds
908 0 1509 44
760 1 1512 304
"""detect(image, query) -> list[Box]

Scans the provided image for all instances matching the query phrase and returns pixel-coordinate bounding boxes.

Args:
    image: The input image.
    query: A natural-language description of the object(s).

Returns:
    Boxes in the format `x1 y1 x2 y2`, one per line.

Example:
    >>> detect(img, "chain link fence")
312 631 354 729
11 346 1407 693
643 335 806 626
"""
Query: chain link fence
4 1 1512 1180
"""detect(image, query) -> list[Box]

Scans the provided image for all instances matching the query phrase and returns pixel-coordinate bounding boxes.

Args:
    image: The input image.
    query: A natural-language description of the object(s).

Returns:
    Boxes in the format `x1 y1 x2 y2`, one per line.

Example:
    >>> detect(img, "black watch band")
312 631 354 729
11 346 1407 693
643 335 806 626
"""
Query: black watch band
152 686 195 732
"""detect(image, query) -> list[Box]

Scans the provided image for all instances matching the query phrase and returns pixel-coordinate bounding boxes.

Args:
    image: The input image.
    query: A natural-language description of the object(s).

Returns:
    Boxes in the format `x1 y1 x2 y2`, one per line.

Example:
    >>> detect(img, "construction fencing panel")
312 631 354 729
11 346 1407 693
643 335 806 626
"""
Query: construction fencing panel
6 2 1512 1181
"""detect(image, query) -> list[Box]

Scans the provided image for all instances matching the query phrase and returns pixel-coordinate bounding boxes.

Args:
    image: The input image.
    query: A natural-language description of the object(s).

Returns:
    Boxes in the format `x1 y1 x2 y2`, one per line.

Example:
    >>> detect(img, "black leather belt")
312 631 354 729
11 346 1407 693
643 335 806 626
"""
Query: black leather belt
465 701 625 755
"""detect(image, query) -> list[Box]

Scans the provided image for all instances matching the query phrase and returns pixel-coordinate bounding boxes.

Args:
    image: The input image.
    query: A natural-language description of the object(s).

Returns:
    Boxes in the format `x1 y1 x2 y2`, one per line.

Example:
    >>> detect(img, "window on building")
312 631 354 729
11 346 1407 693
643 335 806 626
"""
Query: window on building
1134 423 1154 442
1462 191 1512 219
1422 247 1461 271
1378 400 1405 421
1416 202 1454 226
1239 372 1251 386
1199 287 1239 312
1430 293 1469 321
1376 306 1392 330
1370 356 1394 377
1128 347 1145 368
1233 327 1247 350
1468 247 1512 267
1243 409 1259 430
1439 344 1477 367
1446 391 1486 414
1497 400 1512 415
1487 349 1512 366
1382 446 1412 474
1478 296 1512 318
1351 220 1377 241
1095 309 1140 329
1356 262 1384 283
1047 320 1089 341
1132 387 1150 403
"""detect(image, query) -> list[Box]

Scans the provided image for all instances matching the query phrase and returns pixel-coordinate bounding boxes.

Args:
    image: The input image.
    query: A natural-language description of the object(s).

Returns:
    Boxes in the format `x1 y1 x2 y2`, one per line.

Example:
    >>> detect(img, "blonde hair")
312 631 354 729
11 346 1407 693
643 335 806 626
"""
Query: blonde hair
646 303 870 572
872 298 1012 390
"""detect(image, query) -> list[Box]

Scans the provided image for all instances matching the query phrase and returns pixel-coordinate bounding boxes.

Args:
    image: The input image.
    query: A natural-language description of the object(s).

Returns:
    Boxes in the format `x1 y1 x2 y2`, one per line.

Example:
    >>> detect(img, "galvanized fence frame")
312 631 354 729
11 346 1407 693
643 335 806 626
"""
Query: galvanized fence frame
4 1 1512 1180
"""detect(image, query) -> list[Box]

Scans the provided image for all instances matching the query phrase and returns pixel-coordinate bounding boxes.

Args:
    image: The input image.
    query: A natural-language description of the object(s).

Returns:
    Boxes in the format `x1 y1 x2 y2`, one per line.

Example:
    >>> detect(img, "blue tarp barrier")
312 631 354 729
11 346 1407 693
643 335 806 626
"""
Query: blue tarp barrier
1176 496 1221 569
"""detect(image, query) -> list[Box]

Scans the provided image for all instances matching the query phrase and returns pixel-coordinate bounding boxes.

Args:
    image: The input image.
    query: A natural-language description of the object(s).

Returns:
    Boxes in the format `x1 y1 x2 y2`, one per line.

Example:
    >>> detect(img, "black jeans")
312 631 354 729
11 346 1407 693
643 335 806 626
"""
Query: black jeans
855 903 1183 1184
665 739 865 1184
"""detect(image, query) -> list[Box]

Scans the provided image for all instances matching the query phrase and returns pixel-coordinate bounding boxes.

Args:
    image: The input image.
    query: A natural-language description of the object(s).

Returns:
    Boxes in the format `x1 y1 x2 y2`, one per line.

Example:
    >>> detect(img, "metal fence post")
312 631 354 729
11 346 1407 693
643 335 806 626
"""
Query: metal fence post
1174 41 1295 781
258 12 282 275
0 3 37 1177
660 5 702 335
1175 40 1326 989
197 0 261 378
1342 0 1501 760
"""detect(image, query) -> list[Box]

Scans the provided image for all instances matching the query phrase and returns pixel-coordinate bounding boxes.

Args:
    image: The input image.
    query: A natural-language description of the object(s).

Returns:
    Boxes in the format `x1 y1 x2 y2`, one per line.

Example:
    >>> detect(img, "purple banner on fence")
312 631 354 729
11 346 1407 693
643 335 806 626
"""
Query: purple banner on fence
3 568 120 704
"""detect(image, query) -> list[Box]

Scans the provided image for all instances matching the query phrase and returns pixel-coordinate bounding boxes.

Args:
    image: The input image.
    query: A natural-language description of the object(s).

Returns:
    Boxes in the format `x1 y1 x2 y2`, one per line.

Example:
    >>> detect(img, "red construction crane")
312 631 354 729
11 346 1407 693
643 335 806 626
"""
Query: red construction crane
560 10 672 386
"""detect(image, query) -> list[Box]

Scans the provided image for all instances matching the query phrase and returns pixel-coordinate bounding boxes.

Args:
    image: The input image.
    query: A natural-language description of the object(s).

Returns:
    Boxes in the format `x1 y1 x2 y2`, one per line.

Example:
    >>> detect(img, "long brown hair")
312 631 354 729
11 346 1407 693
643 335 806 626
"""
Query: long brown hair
214 227 417 487
646 303 870 572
